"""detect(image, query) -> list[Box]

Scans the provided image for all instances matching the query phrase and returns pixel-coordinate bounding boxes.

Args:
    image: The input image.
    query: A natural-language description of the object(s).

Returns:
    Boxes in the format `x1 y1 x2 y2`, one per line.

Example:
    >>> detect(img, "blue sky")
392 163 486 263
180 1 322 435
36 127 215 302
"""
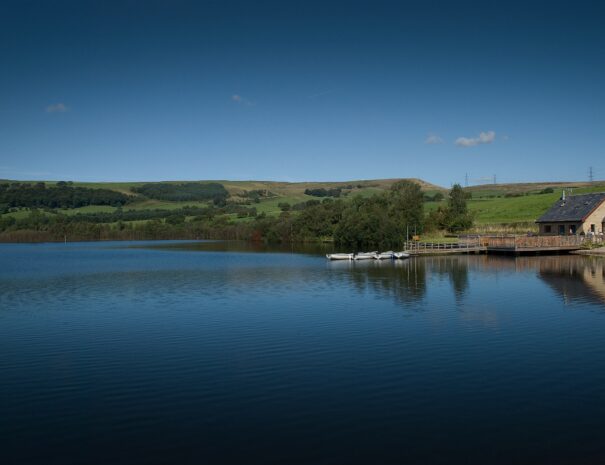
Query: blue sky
1 0 603 187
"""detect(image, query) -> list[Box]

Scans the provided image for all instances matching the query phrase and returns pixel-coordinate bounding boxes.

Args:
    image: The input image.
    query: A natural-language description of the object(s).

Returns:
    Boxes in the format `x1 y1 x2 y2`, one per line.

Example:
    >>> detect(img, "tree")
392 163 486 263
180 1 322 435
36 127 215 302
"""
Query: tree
442 184 473 232
388 180 424 238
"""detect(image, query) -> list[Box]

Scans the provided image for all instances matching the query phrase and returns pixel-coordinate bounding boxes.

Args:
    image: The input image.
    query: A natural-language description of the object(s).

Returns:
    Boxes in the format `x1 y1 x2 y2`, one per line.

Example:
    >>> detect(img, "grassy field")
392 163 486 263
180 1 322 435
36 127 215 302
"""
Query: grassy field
4 178 605 230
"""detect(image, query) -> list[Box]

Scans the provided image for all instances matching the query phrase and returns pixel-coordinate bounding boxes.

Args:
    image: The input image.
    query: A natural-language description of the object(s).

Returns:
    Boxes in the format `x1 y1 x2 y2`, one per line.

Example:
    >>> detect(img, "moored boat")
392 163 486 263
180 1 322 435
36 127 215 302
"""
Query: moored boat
376 251 395 260
354 251 378 260
326 253 354 260
394 252 410 259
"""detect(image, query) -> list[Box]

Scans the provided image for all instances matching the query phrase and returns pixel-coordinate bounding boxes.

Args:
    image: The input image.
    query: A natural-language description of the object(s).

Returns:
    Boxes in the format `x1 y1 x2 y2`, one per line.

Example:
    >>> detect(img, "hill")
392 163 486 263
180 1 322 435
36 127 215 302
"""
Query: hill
2 178 605 238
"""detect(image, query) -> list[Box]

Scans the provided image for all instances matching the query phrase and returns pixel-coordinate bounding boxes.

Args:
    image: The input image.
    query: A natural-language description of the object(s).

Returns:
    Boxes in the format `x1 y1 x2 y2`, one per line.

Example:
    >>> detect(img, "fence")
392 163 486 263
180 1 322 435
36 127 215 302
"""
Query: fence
483 235 586 250
404 234 601 254
404 240 483 254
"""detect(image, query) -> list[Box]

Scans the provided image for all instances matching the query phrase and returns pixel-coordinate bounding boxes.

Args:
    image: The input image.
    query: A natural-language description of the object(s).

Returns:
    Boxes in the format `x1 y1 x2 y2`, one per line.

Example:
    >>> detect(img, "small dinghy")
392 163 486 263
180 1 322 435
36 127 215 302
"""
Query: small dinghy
376 251 395 260
326 253 354 260
394 252 410 259
354 251 378 260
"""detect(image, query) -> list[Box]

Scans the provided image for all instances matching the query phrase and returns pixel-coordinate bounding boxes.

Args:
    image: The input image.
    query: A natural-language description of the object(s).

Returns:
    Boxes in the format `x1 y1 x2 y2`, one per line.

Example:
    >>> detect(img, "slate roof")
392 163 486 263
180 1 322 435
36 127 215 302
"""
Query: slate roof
536 192 605 223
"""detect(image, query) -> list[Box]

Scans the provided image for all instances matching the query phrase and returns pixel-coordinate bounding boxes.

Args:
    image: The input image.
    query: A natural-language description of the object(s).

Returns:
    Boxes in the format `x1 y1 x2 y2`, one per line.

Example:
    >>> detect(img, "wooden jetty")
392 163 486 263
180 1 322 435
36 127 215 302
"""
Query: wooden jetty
405 235 596 256
404 240 486 255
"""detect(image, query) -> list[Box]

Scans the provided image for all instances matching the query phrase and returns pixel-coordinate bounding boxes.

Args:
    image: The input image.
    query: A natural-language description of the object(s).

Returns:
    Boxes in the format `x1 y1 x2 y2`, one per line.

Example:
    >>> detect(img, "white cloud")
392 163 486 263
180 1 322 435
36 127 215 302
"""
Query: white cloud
231 94 255 106
455 131 496 147
425 134 443 145
46 103 68 113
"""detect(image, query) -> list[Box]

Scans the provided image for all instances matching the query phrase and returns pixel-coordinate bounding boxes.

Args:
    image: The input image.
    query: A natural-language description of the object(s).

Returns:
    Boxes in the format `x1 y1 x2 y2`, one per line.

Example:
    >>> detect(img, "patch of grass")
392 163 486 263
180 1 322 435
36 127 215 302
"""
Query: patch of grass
58 205 117 215
468 193 561 224
126 199 212 210
254 195 311 215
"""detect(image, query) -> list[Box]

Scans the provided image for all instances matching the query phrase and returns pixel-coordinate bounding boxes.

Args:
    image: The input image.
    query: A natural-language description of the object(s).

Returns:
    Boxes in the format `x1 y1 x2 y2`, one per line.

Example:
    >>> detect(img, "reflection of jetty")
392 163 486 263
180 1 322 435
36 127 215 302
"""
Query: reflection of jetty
405 235 599 256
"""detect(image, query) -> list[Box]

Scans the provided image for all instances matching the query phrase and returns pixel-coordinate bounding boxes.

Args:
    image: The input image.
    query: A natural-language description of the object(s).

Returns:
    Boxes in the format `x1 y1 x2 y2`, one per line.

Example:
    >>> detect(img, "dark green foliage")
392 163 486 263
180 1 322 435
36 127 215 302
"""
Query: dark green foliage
131 182 229 202
334 181 425 249
292 200 320 211
389 180 424 234
304 187 342 198
292 200 345 240
429 184 474 232
241 189 275 201
0 182 130 208
165 214 186 225
424 192 445 202
0 180 445 247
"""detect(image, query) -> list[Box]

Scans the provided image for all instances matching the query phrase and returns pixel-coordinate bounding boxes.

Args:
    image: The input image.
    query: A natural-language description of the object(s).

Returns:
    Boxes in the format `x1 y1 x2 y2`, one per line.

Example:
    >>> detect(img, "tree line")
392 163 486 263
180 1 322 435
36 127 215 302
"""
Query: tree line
0 182 130 209
131 182 229 203
0 181 473 246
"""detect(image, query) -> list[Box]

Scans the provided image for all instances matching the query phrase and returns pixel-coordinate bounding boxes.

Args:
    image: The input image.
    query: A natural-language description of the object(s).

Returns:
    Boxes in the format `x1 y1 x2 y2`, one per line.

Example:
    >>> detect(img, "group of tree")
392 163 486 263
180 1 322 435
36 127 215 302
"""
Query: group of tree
423 192 445 202
427 184 474 232
131 182 229 203
304 187 342 198
0 181 474 246
0 182 130 209
334 180 425 249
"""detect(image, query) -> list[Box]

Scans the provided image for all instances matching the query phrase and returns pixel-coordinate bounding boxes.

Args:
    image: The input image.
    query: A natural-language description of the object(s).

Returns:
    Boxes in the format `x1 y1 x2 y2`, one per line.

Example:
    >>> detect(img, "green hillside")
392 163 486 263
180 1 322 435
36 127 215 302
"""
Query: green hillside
2 178 605 238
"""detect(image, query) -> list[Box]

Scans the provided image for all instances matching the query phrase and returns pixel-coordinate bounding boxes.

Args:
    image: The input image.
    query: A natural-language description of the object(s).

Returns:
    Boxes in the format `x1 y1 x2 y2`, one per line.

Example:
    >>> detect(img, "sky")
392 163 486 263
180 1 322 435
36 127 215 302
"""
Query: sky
0 0 604 187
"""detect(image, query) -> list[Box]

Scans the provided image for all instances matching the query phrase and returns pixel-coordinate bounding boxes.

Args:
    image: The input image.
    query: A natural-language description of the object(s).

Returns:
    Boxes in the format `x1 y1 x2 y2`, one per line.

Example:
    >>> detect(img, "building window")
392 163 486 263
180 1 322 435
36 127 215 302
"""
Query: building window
544 225 552 233
558 225 565 235
591 224 596 233
570 225 577 234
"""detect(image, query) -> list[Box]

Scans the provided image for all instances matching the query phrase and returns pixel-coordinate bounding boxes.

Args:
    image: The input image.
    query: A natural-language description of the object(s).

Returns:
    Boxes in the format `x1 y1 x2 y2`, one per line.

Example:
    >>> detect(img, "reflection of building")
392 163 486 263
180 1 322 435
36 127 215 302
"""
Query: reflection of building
536 192 605 236
536 256 605 306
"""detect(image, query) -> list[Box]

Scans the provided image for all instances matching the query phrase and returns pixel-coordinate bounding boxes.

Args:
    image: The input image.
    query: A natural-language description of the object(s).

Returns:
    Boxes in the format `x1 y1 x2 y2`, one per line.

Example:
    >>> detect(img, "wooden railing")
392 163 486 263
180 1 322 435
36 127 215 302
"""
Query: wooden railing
404 240 483 253
404 234 596 254
482 235 586 249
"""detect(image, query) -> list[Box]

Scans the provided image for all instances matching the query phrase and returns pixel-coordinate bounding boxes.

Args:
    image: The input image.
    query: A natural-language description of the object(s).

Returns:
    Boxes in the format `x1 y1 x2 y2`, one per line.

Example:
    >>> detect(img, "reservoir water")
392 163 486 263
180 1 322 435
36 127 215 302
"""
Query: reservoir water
1 241 605 465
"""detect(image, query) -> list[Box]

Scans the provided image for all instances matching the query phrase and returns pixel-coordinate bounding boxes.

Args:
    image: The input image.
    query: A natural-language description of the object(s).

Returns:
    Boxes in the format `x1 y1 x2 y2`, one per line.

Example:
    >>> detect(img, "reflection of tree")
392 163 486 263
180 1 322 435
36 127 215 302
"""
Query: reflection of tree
328 259 428 306
330 256 477 307
426 256 470 301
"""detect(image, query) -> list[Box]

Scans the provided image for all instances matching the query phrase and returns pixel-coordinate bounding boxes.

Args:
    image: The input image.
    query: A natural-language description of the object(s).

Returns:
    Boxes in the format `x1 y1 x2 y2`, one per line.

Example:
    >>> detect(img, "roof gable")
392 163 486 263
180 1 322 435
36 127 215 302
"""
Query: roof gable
536 192 605 223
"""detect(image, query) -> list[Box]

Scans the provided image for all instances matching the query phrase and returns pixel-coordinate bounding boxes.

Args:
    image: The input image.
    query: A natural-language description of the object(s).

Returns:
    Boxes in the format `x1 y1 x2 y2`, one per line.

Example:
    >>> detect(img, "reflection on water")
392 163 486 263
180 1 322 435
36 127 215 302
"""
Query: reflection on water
535 255 605 306
142 241 605 307
1 241 605 465
327 259 429 305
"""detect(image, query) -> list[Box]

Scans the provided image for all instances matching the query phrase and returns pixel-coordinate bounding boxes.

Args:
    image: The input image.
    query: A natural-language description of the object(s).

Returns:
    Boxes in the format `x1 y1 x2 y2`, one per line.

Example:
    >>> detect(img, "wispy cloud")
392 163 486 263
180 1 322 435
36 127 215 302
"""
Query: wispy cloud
46 103 68 113
425 134 443 145
308 90 333 99
231 94 255 106
455 131 495 147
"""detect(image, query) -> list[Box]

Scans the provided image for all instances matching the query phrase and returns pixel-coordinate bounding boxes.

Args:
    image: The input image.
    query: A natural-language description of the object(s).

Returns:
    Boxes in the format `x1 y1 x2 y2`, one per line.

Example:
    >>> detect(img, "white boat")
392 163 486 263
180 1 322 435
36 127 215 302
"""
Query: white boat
376 251 395 260
394 252 410 259
326 253 354 260
354 251 378 260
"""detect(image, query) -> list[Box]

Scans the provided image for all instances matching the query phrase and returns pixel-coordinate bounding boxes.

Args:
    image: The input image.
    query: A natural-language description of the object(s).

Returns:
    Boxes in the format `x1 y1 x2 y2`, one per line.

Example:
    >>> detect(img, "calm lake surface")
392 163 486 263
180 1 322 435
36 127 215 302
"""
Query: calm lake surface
2 241 605 465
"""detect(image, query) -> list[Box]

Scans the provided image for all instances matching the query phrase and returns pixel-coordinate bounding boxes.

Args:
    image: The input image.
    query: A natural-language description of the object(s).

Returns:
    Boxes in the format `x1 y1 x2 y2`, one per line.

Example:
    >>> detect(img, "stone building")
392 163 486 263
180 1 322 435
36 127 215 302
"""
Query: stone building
536 192 605 236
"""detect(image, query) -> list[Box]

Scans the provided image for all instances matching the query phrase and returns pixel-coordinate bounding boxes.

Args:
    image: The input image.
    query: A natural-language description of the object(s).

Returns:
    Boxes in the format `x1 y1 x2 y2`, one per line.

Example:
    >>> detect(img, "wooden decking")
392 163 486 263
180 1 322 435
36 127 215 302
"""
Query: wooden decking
404 240 486 255
405 235 596 256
